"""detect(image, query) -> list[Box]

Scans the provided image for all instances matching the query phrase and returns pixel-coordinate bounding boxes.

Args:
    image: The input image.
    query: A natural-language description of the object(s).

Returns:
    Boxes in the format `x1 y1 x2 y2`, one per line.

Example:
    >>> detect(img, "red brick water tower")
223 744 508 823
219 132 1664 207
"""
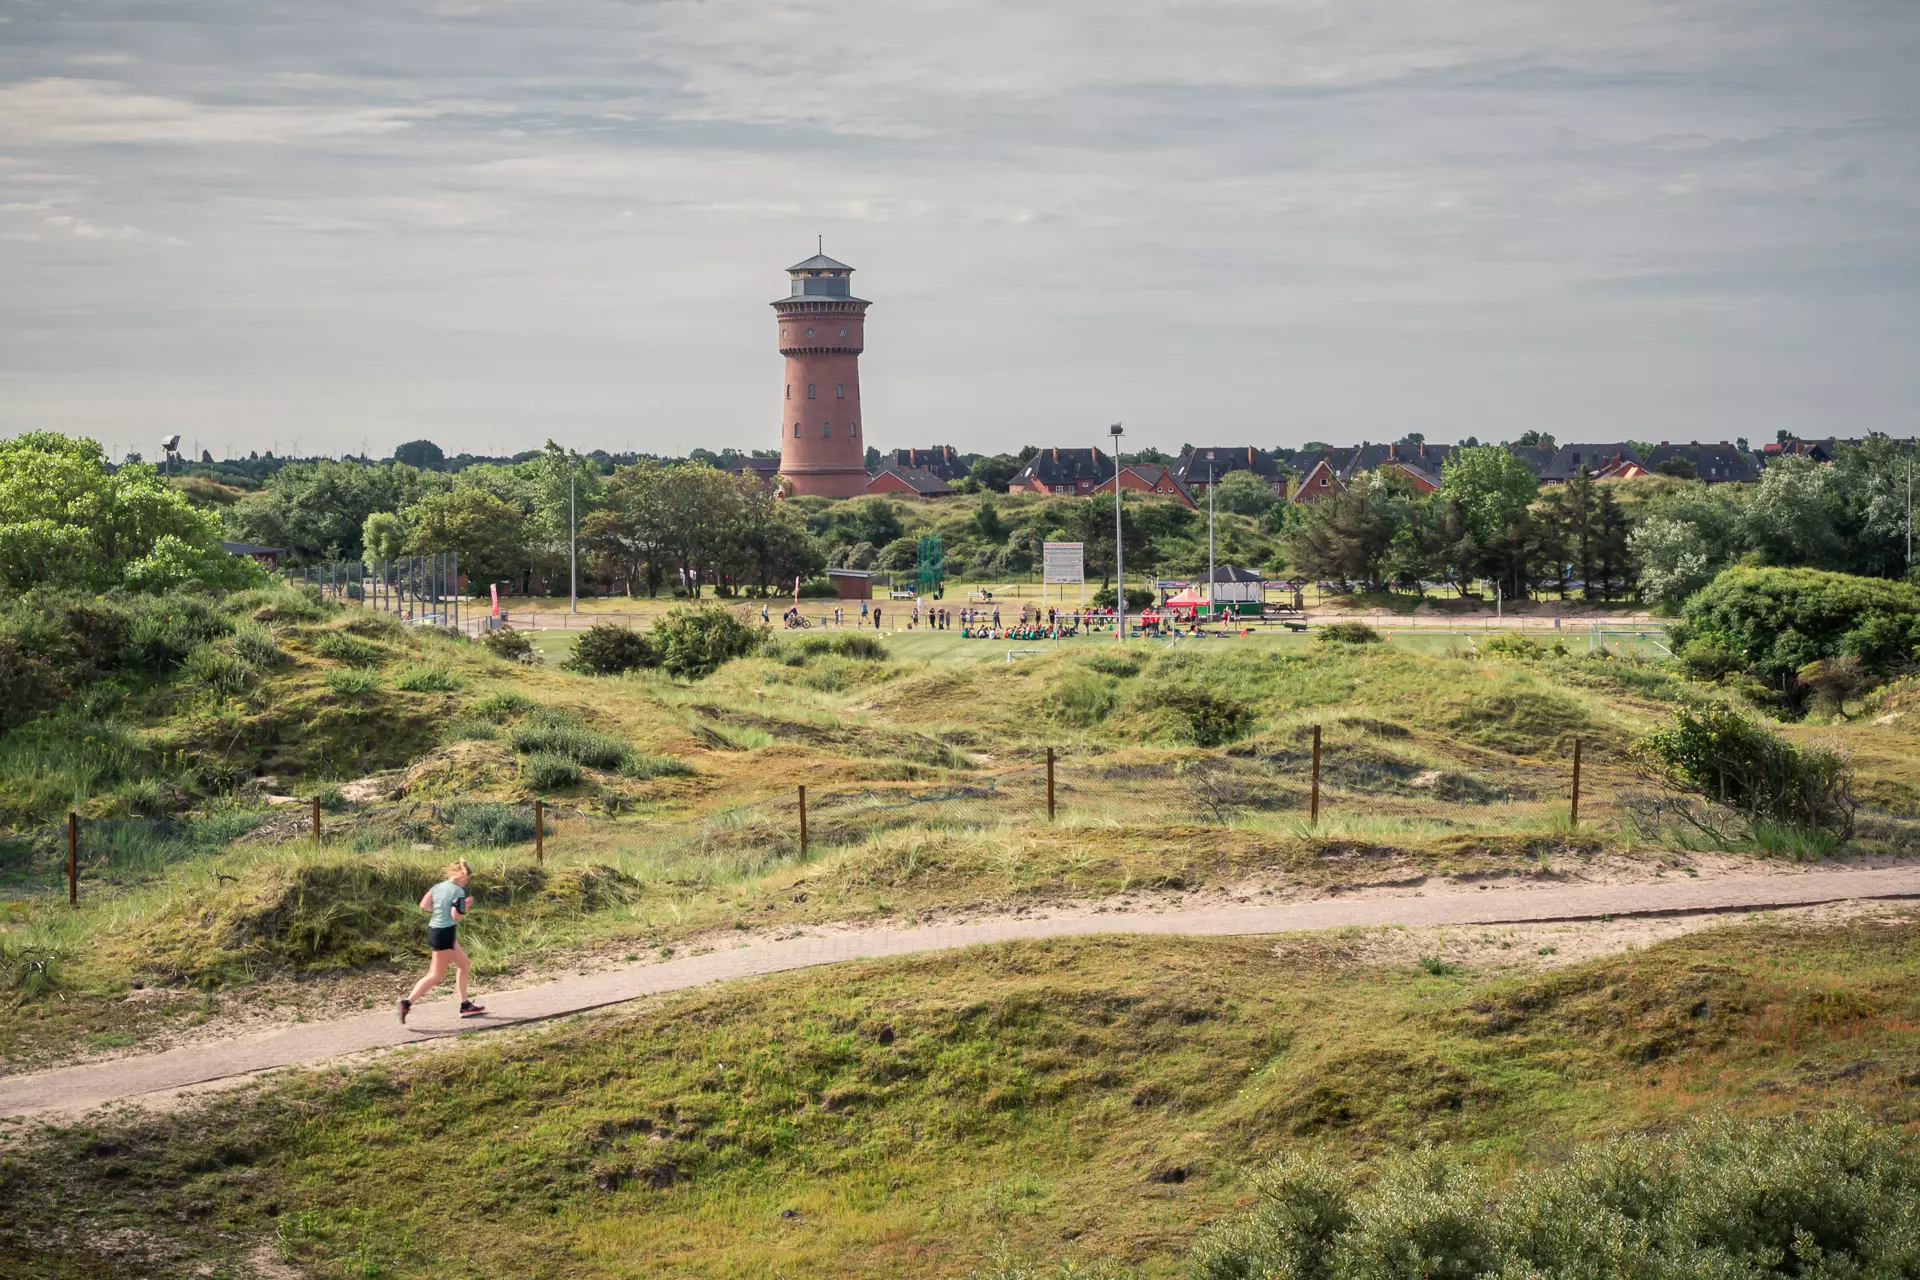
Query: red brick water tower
774 250 871 498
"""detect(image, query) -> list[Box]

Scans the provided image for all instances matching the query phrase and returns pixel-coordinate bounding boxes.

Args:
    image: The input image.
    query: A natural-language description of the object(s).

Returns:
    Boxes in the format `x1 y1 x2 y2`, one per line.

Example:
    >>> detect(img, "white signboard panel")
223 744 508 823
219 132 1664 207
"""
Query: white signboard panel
1042 542 1085 585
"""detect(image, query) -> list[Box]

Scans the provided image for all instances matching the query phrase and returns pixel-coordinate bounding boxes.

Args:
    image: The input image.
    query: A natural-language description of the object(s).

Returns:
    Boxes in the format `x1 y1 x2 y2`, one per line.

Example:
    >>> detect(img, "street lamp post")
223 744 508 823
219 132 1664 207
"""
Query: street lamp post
1206 450 1216 623
568 452 578 615
1109 423 1125 642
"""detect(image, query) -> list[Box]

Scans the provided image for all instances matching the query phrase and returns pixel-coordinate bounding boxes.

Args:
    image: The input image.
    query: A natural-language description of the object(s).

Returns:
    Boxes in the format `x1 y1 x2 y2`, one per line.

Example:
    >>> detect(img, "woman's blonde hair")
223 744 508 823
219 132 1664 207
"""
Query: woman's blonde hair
443 858 472 882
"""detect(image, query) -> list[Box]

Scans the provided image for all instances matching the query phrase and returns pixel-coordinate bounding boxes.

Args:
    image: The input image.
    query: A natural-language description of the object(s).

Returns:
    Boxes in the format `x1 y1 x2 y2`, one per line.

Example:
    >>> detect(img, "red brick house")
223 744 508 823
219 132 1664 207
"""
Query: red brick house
1290 458 1345 504
1090 464 1197 509
866 467 955 497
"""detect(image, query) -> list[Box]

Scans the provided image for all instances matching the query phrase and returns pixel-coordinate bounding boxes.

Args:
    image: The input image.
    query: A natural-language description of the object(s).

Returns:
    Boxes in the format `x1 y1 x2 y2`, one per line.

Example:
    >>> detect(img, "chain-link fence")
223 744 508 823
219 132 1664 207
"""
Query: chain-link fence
286 553 465 629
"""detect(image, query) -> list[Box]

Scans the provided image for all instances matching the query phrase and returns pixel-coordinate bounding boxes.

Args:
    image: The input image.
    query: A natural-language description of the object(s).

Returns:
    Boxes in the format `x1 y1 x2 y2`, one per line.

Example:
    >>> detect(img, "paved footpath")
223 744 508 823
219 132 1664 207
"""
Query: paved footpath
6 865 1918 1120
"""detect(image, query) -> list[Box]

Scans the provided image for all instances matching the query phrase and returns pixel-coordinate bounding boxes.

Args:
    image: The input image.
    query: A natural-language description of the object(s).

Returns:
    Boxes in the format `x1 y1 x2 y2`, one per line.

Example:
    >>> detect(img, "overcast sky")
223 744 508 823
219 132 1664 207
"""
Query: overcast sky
2 1 1916 461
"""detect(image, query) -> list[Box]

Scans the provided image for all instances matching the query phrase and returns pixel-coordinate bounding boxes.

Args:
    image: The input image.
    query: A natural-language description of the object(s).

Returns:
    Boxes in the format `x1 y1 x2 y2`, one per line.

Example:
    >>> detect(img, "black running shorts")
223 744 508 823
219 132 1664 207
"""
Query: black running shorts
427 925 458 952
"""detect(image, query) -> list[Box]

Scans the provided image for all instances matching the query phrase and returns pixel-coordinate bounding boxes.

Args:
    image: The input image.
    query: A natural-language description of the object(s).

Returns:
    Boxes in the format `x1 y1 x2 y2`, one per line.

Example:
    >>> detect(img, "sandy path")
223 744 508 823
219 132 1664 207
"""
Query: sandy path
4 863 1917 1120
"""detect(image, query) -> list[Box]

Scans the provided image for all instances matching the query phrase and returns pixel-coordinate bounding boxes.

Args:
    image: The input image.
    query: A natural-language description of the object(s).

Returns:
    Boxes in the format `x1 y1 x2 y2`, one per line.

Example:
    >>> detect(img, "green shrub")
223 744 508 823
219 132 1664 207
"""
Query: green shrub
1079 651 1141 679
778 632 890 665
341 612 404 639
510 710 635 771
120 595 233 672
393 663 465 692
481 628 539 664
1187 1112 1919 1280
449 802 536 845
521 751 583 790
1317 620 1382 645
1041 671 1119 727
1480 633 1567 660
222 585 332 623
181 642 257 698
1136 686 1254 746
1631 700 1855 837
474 690 534 722
314 784 349 812
1676 567 1920 697
563 622 659 676
444 716 499 742
652 605 766 679
227 620 282 667
324 667 382 696
313 632 388 667
0 939 67 1002
622 752 693 780
1090 585 1156 610
1678 636 1744 682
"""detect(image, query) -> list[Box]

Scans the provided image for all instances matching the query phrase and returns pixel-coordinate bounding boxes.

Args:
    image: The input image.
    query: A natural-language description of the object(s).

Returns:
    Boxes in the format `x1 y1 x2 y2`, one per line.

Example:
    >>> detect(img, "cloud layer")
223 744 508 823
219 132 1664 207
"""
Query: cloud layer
1 0 1916 458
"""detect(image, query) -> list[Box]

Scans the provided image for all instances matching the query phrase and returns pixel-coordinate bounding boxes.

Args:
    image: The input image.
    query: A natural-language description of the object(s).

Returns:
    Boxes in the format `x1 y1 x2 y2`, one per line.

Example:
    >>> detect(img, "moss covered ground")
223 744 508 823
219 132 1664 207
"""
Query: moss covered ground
6 912 1920 1277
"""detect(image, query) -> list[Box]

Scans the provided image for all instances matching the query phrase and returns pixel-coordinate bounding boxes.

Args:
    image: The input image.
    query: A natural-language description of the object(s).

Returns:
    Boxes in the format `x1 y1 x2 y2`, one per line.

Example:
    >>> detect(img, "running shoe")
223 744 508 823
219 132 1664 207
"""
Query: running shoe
396 998 411 1025
459 1001 486 1018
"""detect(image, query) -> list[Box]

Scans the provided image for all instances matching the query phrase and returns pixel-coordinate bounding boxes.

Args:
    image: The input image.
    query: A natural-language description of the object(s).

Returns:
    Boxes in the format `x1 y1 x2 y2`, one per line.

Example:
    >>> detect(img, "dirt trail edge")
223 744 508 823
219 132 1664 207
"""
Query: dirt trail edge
6 865 1918 1120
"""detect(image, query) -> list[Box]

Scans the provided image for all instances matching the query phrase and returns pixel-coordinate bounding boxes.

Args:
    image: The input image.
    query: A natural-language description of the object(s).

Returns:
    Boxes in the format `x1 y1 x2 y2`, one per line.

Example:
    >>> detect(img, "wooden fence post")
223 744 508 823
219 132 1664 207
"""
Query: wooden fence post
798 785 808 857
67 811 78 906
534 800 545 865
1310 724 1322 828
1046 747 1056 822
1570 737 1582 830
311 796 321 844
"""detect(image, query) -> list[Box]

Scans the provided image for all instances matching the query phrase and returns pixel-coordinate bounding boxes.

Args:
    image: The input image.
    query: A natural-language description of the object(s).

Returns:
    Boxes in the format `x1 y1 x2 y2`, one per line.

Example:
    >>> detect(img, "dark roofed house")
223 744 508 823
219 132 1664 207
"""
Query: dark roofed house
1009 447 1115 496
1539 443 1647 484
221 541 283 568
1172 446 1286 492
866 467 955 498
888 447 977 483
1339 440 1455 485
1504 444 1559 477
1643 441 1759 484
718 455 784 485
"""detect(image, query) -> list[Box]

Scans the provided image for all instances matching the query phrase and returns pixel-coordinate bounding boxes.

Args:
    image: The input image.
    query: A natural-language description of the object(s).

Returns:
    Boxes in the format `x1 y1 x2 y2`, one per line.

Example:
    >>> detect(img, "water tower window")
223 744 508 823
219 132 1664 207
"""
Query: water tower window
852 422 858 437
836 383 844 399
839 328 847 337
807 384 816 399
785 384 791 400
794 423 802 438
806 327 814 337
823 422 831 438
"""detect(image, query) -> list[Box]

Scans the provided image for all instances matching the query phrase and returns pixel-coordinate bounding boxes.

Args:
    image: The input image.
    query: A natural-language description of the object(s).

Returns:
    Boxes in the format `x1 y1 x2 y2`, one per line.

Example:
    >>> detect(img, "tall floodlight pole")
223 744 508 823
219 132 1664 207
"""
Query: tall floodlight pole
568 452 578 614
1110 423 1125 642
1206 450 1216 622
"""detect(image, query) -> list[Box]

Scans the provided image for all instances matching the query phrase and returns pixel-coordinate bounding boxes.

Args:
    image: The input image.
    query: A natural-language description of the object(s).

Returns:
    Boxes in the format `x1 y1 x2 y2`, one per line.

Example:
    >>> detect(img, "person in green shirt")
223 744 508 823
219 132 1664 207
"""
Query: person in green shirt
397 858 485 1023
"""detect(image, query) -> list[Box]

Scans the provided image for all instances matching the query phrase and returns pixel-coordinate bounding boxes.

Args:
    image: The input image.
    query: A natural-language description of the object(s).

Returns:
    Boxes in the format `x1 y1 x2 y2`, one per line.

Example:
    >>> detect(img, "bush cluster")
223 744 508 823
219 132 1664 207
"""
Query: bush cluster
1675 566 1920 709
1136 685 1254 746
1631 700 1855 837
563 623 658 675
1189 1111 1917 1280
448 802 536 846
480 627 539 664
1316 621 1382 645
509 711 635 771
776 632 890 665
0 587 320 731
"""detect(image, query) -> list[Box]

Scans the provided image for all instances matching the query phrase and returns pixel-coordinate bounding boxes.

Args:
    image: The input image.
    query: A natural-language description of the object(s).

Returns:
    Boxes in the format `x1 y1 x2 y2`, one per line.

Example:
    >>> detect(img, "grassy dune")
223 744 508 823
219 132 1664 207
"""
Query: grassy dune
7 913 1920 1277
5 605 1917 1071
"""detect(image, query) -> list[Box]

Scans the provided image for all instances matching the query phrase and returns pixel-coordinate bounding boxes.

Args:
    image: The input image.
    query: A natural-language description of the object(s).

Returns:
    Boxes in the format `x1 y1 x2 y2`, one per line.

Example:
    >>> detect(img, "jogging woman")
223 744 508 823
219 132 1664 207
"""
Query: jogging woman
397 858 484 1023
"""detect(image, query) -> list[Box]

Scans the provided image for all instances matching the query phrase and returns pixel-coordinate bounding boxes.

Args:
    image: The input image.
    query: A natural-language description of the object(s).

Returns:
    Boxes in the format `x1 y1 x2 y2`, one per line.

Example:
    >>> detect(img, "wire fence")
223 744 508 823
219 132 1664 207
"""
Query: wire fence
13 726 1915 906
